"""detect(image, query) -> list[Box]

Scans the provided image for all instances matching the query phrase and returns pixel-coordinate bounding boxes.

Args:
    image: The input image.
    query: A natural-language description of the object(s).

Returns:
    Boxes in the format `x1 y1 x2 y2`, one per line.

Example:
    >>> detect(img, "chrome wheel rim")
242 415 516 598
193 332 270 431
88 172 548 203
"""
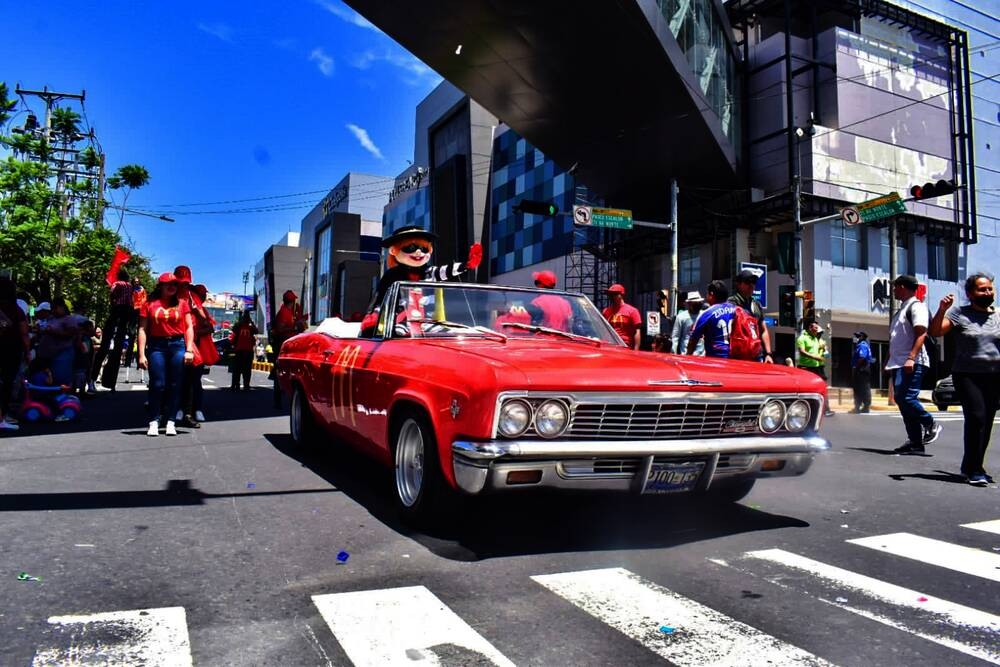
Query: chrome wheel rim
395 419 424 507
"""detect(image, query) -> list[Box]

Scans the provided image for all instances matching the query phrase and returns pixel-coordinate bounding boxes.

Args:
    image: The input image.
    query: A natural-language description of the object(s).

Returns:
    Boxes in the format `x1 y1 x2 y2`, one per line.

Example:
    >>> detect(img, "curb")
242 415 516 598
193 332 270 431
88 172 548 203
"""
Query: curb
252 361 272 373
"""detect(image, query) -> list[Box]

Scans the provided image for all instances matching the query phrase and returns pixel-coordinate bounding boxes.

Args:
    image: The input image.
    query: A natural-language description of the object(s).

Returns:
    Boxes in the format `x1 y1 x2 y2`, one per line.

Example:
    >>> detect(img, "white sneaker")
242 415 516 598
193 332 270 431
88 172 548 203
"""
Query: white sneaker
175 410 184 421
165 420 177 436
0 418 20 431
147 420 159 437
194 410 206 422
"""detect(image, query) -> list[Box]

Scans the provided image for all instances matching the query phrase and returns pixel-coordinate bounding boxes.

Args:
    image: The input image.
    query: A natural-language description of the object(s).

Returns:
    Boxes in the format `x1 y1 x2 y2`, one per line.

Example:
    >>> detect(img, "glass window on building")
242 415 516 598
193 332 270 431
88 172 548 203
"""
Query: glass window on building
878 227 909 275
315 225 331 321
831 220 863 268
680 246 701 286
928 237 957 281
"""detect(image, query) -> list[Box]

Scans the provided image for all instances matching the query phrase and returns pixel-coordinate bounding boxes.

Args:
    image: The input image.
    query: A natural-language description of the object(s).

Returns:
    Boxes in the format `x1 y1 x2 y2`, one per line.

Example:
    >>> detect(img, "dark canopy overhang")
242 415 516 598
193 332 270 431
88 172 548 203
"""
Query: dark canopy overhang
345 0 740 220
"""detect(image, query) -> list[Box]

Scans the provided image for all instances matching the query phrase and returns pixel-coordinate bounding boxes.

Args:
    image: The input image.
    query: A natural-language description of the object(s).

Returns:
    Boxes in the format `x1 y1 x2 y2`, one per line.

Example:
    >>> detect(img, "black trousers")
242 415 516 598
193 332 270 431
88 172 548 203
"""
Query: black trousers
231 351 253 389
91 305 134 388
852 368 872 409
952 372 1000 477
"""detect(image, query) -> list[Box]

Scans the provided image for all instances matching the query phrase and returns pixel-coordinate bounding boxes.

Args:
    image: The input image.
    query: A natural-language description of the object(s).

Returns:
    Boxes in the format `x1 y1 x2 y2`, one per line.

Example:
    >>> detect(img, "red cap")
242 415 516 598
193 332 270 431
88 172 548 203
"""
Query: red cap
173 265 193 284
283 290 298 301
157 272 178 284
532 270 557 289
606 283 626 295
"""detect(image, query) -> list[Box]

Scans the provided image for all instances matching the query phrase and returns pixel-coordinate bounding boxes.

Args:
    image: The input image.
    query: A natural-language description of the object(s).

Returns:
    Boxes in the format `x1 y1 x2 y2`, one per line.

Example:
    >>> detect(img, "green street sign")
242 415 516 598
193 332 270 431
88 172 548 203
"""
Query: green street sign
856 192 906 223
591 207 633 229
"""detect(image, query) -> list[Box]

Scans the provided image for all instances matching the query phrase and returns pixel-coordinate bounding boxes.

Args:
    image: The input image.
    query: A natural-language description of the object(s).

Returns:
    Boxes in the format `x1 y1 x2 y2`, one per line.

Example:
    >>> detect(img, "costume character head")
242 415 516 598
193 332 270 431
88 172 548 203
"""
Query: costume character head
382 226 438 270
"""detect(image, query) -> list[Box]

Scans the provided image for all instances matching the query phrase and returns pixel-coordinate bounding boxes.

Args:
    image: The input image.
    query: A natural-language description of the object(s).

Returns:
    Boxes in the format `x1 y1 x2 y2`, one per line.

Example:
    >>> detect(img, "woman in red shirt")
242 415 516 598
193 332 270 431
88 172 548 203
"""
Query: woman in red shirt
137 273 194 436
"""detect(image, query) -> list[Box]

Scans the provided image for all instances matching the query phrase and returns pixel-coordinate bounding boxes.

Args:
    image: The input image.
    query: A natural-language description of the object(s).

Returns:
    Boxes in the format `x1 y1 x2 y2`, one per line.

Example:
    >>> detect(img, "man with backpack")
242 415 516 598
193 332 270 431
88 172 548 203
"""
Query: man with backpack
728 269 774 363
687 281 738 358
888 274 941 454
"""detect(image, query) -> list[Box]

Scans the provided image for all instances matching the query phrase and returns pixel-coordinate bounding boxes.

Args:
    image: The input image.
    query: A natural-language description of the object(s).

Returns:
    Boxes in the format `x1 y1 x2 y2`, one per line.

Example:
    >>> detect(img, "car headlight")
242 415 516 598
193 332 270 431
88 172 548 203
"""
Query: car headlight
534 399 569 438
498 399 532 437
758 399 786 433
784 400 811 432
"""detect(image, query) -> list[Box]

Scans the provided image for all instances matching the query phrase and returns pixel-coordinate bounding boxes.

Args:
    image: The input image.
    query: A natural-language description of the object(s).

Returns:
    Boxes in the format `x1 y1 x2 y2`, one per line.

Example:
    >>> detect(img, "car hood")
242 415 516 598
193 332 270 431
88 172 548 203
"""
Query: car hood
420 339 824 394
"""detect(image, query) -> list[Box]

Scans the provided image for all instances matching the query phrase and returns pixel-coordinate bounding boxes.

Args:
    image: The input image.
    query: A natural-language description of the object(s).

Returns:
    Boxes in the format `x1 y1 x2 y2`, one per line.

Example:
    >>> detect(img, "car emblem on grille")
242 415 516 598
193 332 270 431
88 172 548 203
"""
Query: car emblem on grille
648 378 723 387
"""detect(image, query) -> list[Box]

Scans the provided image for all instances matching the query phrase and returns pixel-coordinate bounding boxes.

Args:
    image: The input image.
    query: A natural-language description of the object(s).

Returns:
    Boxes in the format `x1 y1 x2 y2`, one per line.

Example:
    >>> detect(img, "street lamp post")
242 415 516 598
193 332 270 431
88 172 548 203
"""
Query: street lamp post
792 121 816 334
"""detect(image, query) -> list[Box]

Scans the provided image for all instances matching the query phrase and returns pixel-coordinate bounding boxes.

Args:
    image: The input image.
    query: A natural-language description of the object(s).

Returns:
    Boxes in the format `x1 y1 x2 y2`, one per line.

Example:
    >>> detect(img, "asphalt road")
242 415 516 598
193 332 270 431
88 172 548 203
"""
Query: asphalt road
1 368 998 666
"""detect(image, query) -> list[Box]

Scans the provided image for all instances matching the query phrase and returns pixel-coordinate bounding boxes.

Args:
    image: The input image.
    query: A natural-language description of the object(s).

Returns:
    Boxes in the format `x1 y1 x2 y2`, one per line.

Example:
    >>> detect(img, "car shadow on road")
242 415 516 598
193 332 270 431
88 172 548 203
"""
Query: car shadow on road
265 433 810 562
847 447 933 457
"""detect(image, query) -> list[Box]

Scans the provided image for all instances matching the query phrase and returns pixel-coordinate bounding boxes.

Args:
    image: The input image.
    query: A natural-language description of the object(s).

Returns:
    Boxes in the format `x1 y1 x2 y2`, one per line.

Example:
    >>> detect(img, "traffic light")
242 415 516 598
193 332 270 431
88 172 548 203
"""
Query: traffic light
778 285 796 327
514 199 558 216
909 179 958 201
802 291 816 322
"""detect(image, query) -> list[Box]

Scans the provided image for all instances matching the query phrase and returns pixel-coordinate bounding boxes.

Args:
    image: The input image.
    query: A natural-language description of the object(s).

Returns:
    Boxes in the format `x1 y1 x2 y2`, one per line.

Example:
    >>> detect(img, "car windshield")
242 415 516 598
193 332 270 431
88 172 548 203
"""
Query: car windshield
384 282 623 345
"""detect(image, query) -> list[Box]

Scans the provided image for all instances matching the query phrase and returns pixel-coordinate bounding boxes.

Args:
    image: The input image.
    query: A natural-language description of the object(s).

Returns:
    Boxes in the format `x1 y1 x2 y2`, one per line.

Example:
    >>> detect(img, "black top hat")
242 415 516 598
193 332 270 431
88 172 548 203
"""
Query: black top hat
381 225 438 248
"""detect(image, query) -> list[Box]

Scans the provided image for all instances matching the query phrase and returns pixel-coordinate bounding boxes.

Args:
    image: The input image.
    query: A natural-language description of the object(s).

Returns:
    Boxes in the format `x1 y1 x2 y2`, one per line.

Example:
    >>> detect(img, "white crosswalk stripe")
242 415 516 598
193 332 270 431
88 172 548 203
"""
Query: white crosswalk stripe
847 532 1000 582
532 567 834 666
312 586 515 667
738 549 1000 664
26 518 1000 666
32 606 192 667
962 519 1000 535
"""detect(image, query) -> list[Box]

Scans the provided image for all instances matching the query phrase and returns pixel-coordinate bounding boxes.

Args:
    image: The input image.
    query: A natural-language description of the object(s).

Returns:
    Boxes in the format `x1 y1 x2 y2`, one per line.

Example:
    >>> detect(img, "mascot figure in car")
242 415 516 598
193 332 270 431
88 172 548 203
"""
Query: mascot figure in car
360 225 482 336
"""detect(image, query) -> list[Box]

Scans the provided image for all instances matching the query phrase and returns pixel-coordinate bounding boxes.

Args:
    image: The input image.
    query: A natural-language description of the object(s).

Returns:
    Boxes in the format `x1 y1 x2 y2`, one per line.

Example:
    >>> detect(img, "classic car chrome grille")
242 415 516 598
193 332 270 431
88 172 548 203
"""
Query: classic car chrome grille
560 458 642 477
569 401 763 439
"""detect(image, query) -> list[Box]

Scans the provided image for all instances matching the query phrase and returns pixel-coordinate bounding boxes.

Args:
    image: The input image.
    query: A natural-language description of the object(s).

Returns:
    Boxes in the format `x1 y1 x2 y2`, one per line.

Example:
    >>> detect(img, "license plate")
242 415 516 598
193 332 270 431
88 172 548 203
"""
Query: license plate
641 461 705 495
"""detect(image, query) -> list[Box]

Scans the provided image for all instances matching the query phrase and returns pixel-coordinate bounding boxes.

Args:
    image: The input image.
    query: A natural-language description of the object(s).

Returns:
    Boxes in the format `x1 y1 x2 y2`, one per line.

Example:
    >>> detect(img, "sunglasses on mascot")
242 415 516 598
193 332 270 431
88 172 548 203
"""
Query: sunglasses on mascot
400 243 431 254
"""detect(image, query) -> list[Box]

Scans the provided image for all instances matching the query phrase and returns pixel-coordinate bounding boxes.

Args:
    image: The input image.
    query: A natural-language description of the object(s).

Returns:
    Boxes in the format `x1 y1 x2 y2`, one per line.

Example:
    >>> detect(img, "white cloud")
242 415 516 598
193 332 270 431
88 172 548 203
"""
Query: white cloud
197 22 234 43
310 48 335 77
351 49 441 87
346 123 384 160
314 0 381 32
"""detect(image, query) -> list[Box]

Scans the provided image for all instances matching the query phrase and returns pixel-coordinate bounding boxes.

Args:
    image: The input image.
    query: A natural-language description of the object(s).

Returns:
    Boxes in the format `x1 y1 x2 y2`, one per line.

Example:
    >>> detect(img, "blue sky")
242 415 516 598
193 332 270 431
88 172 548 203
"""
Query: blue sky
5 0 442 293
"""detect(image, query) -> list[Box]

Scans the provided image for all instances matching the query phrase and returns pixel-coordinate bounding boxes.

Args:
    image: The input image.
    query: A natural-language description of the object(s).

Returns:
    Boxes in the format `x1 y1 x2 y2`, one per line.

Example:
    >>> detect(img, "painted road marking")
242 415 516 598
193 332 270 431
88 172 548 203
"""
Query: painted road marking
532 567 833 666
962 519 1000 536
741 549 1000 664
312 586 514 667
32 606 192 667
848 533 1000 583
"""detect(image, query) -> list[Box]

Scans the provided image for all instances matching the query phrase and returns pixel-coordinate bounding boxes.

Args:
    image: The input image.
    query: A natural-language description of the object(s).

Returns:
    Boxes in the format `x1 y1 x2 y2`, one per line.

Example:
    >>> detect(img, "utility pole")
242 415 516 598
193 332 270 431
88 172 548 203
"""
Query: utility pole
670 178 679 314
15 87 88 246
242 270 250 298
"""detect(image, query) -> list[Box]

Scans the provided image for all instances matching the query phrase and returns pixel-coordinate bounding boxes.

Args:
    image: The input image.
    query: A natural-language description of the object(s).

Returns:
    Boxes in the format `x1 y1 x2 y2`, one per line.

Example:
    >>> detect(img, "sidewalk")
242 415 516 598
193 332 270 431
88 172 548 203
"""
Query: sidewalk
825 386 935 413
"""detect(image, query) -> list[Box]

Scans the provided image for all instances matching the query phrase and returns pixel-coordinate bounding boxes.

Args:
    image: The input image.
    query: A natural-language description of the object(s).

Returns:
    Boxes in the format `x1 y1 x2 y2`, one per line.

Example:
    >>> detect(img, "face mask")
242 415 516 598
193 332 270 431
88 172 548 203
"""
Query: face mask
971 295 994 309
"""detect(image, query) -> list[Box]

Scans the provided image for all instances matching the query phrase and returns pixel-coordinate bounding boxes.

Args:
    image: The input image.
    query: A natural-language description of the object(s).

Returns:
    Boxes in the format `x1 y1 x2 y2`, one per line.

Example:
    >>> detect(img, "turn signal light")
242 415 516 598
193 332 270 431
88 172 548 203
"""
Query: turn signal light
760 459 786 472
506 470 543 485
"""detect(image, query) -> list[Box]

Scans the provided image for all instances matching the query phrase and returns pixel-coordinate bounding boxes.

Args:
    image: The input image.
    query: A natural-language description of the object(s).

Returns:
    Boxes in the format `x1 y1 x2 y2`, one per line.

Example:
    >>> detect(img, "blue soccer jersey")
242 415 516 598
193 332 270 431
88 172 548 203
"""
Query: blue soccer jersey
689 303 738 358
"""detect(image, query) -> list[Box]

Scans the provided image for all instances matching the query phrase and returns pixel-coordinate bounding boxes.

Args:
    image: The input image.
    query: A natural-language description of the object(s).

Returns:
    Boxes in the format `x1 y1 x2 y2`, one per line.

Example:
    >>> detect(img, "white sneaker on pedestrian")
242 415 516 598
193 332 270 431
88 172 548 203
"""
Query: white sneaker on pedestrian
147 420 159 437
0 418 20 431
165 420 177 436
922 422 943 445
194 410 206 422
175 410 184 421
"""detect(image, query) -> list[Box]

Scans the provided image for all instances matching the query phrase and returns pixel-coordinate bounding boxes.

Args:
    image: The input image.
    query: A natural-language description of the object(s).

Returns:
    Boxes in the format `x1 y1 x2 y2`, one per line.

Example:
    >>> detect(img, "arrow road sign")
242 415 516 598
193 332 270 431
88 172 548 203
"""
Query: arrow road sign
842 207 861 226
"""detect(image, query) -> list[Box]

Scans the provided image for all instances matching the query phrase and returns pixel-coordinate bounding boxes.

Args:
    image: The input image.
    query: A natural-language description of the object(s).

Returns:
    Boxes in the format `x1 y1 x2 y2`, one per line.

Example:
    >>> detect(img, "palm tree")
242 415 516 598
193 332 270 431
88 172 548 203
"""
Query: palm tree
107 164 150 232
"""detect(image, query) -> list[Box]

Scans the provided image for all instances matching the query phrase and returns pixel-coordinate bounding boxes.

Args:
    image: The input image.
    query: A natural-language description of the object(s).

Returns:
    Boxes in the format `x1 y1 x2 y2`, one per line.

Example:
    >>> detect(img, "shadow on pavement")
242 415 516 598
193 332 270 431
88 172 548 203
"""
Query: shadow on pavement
0 478 339 512
888 470 967 484
265 433 810 562
847 447 932 457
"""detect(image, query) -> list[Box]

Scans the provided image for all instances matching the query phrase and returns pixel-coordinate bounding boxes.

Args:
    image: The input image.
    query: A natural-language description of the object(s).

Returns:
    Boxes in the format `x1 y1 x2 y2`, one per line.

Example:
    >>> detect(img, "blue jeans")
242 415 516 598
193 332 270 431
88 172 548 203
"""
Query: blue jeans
147 337 185 422
893 366 933 445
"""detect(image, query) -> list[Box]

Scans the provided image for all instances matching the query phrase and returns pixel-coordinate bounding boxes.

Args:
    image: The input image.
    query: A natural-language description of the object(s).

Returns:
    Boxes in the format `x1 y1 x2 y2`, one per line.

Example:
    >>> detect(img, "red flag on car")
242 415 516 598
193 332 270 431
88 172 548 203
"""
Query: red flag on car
106 246 131 286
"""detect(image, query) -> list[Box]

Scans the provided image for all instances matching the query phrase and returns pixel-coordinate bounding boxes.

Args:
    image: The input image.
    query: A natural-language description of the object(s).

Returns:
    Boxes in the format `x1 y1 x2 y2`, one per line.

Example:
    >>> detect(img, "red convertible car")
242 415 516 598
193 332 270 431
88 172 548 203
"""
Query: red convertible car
277 281 830 523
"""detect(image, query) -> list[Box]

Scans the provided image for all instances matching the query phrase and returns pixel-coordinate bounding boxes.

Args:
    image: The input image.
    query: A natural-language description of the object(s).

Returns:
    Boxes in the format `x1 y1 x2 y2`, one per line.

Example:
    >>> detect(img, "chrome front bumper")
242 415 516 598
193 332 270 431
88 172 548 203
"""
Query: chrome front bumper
450 435 831 495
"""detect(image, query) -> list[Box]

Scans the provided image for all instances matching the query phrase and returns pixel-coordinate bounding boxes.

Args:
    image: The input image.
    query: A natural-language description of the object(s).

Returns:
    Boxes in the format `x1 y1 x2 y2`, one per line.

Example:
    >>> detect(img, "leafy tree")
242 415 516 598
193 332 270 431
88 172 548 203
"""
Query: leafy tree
0 81 153 323
107 164 150 232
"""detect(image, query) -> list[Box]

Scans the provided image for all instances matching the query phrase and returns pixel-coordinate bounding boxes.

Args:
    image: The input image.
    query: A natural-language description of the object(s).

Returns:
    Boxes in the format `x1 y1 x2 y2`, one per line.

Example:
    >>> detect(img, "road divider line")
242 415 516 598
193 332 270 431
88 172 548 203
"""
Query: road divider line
962 519 1000 536
312 586 514 667
532 567 833 666
847 532 1000 583
744 549 1000 664
32 606 192 667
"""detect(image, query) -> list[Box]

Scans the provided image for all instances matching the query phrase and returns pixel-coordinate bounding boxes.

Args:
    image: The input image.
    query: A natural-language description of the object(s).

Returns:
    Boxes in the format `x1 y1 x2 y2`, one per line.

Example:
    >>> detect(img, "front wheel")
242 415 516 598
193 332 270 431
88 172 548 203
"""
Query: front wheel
290 385 321 447
393 411 452 525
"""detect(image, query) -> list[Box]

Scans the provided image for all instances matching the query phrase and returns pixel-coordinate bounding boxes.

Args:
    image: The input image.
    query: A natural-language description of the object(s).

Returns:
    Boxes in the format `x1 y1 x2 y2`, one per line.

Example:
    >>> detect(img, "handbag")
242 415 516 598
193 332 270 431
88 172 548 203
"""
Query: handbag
193 334 220 367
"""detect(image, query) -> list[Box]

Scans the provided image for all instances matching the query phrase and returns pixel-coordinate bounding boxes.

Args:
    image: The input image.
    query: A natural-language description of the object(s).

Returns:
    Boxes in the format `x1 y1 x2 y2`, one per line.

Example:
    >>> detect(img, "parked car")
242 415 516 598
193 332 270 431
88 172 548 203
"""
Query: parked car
932 375 960 411
212 329 233 366
277 282 830 524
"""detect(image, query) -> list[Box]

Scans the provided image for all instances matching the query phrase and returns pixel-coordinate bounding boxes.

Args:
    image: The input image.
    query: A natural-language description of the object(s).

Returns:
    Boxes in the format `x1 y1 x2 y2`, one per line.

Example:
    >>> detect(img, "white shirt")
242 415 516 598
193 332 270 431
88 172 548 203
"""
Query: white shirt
886 296 930 369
